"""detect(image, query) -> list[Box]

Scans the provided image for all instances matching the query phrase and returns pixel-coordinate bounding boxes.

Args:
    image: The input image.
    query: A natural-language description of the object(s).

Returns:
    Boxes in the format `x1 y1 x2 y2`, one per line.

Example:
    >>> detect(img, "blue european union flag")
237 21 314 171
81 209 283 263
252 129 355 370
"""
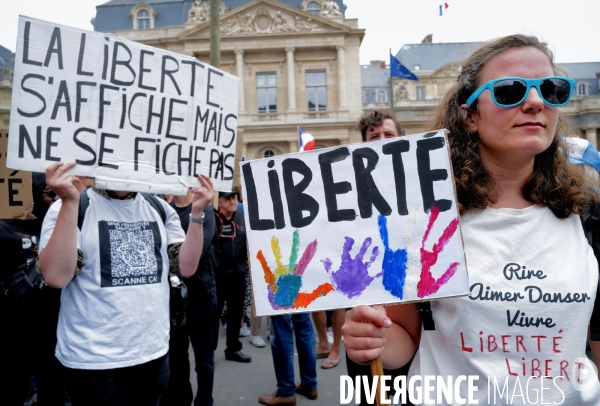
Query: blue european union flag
390 53 419 82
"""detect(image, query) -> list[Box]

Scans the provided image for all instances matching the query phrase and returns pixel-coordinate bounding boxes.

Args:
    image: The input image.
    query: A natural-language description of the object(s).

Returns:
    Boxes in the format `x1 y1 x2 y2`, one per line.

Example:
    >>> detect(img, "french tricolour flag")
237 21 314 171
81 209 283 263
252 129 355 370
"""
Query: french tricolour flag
298 128 315 152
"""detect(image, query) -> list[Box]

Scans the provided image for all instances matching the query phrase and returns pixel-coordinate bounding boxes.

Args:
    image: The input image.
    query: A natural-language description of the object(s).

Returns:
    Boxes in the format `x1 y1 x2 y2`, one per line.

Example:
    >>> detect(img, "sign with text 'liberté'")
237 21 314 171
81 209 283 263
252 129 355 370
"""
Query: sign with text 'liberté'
1 129 33 219
7 16 239 194
241 130 470 316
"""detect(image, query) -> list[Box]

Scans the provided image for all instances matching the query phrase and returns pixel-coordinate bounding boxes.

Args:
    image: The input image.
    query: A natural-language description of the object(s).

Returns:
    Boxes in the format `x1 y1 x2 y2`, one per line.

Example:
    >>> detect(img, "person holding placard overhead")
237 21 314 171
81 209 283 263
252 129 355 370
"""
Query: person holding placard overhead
343 35 600 404
38 163 213 405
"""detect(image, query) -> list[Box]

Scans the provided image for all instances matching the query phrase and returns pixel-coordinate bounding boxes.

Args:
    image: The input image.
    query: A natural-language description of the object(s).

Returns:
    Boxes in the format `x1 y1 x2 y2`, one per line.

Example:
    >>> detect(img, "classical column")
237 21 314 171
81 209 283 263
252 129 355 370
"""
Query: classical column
586 128 598 148
242 142 248 160
286 47 296 112
337 46 347 110
235 50 245 113
288 140 298 153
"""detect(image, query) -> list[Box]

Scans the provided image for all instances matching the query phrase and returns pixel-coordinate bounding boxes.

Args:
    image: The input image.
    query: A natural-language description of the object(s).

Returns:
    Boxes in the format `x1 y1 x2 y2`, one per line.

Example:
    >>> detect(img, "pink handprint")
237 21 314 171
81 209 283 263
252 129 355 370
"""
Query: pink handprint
322 237 381 298
416 206 460 298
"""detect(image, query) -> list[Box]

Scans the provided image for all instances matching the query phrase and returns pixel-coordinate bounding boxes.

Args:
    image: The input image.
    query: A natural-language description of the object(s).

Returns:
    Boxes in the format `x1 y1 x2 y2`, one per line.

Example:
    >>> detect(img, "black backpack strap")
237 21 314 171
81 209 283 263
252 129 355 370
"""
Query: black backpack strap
141 193 166 224
77 189 90 230
416 301 435 330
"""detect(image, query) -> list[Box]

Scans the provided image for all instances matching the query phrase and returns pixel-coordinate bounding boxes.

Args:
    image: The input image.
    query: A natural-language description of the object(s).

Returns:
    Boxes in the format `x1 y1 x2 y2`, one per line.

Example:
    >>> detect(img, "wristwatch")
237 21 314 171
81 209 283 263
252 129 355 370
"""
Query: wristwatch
189 212 206 224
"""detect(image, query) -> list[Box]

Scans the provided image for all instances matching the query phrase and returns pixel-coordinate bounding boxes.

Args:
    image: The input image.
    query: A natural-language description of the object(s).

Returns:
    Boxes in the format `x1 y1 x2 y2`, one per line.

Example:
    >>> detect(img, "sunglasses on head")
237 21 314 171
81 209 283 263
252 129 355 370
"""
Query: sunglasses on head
465 77 576 108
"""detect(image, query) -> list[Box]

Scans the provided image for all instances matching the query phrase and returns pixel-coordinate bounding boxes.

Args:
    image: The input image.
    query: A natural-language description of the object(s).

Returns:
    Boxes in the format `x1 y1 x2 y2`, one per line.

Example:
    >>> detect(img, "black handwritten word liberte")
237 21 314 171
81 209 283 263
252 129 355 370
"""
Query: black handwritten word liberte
243 135 452 230
15 21 236 181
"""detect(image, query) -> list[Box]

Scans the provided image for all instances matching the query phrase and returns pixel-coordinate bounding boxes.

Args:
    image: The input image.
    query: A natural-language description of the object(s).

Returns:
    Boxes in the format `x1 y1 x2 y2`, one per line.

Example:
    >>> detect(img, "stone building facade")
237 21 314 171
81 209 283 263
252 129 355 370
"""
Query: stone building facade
362 40 600 145
92 0 364 186
0 45 14 129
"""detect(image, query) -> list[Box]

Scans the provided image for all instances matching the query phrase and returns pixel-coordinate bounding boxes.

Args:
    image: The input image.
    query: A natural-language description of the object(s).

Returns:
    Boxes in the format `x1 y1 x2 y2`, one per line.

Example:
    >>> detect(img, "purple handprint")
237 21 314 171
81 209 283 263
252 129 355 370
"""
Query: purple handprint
322 237 381 298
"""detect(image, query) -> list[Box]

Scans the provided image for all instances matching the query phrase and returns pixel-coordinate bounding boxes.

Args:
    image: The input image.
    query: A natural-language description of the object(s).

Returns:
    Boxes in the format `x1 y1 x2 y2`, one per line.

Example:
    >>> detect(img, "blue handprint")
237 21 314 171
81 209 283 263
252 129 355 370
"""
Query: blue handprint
322 236 381 299
378 215 409 299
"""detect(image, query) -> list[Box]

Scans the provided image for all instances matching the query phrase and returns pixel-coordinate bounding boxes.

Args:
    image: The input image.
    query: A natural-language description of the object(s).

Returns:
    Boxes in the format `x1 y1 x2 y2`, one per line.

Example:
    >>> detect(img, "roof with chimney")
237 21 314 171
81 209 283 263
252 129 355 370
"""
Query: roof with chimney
93 0 346 32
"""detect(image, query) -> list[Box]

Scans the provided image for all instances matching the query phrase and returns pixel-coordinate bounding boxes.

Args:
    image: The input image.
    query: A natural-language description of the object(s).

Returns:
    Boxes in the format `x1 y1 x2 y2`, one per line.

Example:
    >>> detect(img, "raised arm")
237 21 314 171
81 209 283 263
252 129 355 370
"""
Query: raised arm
342 302 421 370
178 175 214 277
38 162 82 288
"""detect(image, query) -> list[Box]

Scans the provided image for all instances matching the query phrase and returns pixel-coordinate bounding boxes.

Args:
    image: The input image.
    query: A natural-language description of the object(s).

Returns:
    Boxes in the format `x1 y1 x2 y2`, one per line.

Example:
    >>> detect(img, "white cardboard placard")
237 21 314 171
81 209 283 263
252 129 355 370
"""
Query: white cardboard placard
7 16 239 194
241 130 470 316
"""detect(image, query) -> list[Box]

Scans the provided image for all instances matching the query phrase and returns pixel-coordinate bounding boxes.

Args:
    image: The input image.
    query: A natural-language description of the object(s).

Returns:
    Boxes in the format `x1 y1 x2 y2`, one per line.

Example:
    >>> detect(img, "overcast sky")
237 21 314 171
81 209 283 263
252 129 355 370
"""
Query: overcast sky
1 0 599 65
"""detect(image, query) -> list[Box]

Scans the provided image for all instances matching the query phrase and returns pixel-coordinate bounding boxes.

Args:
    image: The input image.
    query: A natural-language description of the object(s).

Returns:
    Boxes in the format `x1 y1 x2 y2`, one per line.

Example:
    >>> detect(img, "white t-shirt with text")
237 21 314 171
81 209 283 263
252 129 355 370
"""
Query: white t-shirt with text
40 190 185 369
409 205 600 405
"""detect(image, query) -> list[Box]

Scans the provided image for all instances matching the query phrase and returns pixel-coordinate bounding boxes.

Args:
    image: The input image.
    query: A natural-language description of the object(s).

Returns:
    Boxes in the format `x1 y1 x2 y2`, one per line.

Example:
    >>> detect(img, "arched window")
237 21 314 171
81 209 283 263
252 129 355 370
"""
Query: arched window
137 10 150 29
376 90 388 103
263 149 275 158
130 4 157 30
307 1 321 15
578 83 588 96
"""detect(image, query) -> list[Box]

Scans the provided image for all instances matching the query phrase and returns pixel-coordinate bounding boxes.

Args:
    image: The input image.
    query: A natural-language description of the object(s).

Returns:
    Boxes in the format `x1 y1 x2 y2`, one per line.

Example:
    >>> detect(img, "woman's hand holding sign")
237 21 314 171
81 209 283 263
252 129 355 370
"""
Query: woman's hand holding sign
343 303 421 371
343 305 391 367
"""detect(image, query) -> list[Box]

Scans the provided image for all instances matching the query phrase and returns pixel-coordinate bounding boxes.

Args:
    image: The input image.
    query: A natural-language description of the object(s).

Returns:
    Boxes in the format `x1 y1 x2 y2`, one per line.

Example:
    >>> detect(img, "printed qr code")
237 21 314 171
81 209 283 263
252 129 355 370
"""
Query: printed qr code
109 228 158 277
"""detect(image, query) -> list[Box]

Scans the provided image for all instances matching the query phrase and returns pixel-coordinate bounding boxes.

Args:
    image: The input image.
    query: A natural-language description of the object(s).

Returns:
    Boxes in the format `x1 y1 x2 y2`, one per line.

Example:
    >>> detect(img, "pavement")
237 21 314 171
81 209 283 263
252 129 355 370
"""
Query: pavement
191 323 599 406
191 321 347 405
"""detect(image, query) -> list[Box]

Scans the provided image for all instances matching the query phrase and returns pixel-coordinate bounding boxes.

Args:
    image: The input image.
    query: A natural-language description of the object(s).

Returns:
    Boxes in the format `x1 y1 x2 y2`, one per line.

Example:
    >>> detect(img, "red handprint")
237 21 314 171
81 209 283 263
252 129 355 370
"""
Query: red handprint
416 206 460 298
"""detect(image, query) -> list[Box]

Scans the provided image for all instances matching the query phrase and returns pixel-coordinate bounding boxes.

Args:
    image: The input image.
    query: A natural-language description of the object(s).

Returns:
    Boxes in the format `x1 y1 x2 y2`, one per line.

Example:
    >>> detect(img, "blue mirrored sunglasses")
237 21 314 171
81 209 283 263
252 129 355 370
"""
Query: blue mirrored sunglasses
465 77 576 108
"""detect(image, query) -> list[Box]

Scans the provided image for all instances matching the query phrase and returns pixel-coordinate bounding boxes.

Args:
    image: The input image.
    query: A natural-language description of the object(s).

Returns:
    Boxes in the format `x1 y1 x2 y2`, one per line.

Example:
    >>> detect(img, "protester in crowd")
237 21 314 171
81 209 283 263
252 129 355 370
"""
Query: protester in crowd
160 188 218 406
342 108 410 404
0 173 69 405
343 34 600 403
246 275 268 347
213 190 252 363
258 311 318 406
38 162 213 405
314 109 402 371
313 310 343 369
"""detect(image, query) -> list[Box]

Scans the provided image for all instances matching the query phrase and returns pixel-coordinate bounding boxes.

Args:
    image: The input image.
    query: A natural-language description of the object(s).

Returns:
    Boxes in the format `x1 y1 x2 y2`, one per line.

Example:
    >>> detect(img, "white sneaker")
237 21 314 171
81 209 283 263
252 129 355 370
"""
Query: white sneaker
326 331 334 346
250 334 266 347
239 323 251 337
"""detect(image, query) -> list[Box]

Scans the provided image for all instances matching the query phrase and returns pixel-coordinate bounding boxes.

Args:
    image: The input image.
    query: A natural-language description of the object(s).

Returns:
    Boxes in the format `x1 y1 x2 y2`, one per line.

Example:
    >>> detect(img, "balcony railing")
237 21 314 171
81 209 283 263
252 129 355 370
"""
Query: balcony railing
303 111 332 120
252 113 279 122
244 110 346 125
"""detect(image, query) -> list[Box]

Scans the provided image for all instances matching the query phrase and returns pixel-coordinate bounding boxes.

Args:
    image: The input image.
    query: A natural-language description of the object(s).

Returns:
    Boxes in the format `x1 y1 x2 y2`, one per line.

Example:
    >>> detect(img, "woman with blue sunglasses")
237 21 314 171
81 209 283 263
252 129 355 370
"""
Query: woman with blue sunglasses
343 34 600 404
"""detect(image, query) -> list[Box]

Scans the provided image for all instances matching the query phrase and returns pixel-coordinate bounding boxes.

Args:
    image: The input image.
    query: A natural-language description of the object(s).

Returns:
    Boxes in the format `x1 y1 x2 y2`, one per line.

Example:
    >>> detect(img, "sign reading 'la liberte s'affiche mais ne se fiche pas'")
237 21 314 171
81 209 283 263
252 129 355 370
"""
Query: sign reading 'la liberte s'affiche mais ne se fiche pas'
7 16 239 194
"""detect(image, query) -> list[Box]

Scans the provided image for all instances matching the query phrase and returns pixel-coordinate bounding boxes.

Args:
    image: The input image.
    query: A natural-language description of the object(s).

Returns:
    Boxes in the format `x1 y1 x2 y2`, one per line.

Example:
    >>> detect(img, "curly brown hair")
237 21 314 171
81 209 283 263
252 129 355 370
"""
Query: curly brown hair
427 34 596 218
357 109 402 141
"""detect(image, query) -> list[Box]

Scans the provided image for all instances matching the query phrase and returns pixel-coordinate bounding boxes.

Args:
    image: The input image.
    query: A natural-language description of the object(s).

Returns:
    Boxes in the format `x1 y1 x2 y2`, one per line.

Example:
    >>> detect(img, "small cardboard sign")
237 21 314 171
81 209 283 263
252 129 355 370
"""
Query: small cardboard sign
0 129 33 219
240 130 470 316
7 16 239 194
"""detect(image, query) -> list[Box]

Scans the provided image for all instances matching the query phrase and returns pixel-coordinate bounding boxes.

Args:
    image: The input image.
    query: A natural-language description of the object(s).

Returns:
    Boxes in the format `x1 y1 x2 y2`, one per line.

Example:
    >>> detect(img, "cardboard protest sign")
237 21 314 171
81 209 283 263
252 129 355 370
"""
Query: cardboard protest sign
7 16 239 194
0 129 33 219
241 130 470 316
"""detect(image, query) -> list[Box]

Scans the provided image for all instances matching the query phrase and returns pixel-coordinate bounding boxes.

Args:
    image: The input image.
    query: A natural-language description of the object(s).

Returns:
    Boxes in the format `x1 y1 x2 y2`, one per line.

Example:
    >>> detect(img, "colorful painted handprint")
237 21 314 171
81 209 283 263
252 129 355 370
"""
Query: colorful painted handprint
378 205 460 299
378 215 409 299
322 237 381 298
256 230 334 310
416 205 460 298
